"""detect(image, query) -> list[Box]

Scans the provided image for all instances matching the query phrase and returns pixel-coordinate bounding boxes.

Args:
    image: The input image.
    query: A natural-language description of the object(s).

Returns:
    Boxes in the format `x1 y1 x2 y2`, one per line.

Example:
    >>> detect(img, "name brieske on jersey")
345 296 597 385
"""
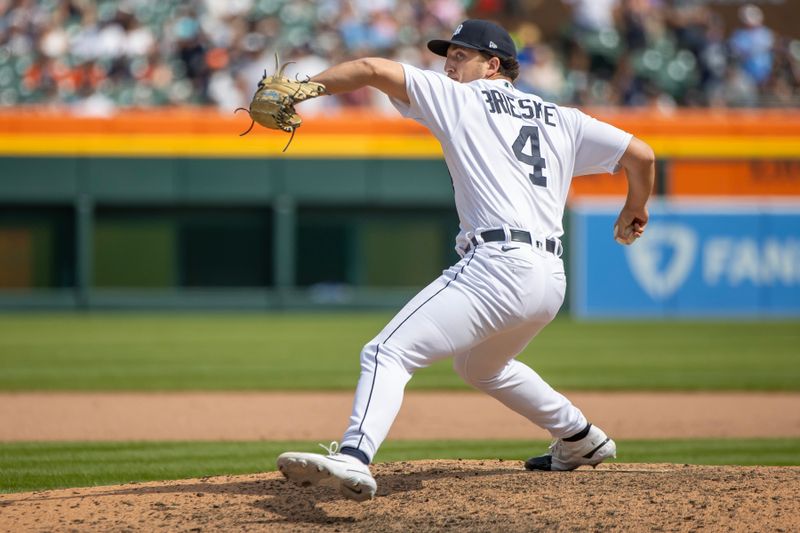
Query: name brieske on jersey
481 87 558 127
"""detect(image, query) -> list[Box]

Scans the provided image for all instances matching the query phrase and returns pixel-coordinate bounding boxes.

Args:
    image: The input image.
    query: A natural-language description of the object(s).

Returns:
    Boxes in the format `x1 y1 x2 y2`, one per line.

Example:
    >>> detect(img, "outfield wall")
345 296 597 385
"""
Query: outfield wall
1 109 798 312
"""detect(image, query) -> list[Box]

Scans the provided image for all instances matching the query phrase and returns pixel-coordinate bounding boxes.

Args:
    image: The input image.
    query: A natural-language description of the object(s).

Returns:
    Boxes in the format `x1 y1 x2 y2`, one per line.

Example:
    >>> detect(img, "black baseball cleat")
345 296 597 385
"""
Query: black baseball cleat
525 454 554 471
525 424 616 471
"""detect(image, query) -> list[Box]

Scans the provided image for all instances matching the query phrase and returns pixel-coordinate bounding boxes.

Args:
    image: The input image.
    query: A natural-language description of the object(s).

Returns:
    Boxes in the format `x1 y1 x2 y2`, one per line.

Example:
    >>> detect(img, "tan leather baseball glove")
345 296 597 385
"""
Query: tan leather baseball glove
236 55 326 151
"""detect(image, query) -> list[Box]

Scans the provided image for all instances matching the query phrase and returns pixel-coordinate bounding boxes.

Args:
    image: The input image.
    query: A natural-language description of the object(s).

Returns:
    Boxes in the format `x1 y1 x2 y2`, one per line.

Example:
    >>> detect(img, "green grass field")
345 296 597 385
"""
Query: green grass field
2 439 799 494
0 313 798 391
1 313 798 493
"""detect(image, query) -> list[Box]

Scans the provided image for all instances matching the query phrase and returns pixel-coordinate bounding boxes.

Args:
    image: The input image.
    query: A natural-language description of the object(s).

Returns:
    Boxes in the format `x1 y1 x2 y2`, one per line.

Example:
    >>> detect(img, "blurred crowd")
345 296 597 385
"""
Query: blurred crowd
0 0 798 115
545 0 800 110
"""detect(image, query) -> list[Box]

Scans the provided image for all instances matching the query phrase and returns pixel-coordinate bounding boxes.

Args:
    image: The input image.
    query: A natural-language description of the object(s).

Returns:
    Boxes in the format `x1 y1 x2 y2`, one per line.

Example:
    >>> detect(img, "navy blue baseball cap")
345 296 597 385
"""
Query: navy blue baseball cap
427 19 517 60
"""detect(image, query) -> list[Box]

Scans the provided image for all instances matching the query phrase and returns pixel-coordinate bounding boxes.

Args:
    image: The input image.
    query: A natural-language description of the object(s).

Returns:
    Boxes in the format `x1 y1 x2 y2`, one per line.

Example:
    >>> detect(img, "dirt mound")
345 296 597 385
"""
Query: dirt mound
2 461 798 532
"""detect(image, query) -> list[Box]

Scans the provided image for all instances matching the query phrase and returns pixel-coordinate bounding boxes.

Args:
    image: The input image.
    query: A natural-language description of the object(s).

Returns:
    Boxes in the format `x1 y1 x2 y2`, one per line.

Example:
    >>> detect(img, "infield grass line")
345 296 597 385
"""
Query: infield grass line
0 314 798 391
1 439 798 494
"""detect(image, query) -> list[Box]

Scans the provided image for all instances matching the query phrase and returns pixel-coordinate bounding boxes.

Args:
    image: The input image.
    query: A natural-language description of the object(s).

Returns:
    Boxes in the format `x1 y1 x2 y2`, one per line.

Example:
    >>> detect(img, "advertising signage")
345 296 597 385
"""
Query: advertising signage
571 199 800 318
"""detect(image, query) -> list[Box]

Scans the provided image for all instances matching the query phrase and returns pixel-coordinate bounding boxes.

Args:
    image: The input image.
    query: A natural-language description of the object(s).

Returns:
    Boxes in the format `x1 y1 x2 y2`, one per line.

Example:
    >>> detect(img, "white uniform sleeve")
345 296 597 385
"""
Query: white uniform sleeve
565 108 633 176
389 63 471 139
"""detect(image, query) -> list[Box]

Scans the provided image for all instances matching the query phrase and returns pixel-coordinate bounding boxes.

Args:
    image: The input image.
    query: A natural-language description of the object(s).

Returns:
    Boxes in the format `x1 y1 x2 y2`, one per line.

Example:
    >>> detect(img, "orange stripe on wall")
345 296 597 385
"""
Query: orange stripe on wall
2 109 800 137
569 172 630 198
670 161 800 196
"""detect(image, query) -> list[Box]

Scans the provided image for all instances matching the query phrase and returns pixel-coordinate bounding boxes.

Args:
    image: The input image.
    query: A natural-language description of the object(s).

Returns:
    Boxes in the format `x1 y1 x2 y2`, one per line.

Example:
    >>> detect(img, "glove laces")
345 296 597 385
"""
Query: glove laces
318 441 340 456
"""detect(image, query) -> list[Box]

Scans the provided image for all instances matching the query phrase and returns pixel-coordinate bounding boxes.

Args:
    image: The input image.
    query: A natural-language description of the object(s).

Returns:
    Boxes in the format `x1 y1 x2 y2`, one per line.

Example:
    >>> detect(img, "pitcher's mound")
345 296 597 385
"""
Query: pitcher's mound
1 460 798 532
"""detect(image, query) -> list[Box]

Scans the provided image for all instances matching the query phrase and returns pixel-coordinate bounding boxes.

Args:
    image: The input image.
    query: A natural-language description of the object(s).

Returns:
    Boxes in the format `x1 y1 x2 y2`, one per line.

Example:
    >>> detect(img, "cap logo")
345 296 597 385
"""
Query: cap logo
453 24 463 37
489 41 498 49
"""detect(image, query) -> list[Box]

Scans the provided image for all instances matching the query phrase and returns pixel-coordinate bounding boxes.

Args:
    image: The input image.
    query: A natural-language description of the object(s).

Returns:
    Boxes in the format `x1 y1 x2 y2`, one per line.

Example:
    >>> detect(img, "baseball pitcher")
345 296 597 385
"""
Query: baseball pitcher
272 19 654 501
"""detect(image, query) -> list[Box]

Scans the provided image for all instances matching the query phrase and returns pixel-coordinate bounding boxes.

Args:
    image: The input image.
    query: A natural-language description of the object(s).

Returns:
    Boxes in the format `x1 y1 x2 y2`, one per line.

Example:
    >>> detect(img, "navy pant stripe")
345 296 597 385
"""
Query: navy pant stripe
355 251 476 452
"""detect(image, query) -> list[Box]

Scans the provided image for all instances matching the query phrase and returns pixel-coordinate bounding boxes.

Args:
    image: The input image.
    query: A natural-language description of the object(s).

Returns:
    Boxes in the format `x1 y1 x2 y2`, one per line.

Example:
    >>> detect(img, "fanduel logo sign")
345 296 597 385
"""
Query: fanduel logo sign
625 224 697 300
704 237 800 286
625 223 800 300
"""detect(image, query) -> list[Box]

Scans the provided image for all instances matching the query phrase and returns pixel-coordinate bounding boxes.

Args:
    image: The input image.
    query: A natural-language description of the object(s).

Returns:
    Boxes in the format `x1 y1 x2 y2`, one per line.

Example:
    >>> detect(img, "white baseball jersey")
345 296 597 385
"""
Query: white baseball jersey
391 63 632 249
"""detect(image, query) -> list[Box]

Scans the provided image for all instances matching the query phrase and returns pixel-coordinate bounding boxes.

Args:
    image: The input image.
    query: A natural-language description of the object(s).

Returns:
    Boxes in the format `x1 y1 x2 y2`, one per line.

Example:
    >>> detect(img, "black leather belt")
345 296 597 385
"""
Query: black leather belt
468 229 558 254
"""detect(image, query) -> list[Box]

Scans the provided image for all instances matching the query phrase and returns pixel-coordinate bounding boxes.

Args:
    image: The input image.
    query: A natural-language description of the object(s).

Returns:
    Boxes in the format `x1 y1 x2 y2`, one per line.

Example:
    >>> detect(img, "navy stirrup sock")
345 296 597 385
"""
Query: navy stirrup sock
340 446 370 465
563 423 592 442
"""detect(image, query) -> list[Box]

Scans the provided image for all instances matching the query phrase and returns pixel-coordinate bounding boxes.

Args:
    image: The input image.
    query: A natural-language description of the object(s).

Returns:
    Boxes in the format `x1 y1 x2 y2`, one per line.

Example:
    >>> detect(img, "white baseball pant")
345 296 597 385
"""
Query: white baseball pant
340 240 588 461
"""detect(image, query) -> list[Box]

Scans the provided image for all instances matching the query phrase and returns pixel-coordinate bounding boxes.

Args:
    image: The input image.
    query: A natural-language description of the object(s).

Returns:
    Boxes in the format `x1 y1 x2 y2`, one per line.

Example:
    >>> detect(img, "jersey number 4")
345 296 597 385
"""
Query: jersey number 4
512 125 547 188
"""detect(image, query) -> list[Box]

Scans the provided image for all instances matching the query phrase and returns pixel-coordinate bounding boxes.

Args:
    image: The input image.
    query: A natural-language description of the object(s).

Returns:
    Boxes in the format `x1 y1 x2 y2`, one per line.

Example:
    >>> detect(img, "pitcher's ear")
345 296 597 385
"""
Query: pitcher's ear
488 56 501 76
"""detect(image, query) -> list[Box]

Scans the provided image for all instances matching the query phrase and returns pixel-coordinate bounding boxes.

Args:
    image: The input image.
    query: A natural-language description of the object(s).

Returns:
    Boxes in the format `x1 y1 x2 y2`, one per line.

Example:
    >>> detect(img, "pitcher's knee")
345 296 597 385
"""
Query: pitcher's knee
360 340 416 376
359 341 379 367
453 354 502 388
